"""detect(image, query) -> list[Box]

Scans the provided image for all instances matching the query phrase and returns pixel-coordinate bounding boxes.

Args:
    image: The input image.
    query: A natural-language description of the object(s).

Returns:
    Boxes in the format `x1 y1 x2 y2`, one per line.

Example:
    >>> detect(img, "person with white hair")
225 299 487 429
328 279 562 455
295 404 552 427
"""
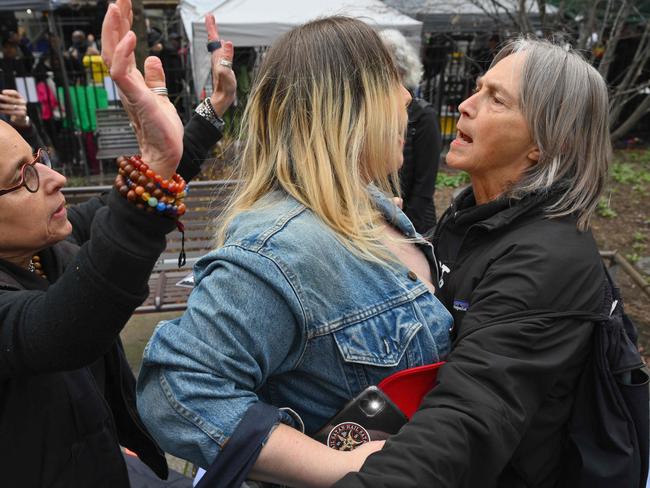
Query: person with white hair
380 29 441 234
335 37 626 488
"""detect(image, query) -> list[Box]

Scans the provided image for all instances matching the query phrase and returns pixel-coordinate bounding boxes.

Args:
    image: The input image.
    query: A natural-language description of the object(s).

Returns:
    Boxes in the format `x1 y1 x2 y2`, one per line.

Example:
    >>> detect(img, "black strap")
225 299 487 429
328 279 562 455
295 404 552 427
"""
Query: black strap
176 221 186 268
195 403 282 488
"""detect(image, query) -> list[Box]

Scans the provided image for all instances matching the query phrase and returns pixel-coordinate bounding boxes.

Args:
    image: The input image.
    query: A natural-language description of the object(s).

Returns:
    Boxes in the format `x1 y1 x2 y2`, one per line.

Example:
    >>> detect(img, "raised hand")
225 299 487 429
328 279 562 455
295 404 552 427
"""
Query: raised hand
101 0 183 179
206 14 236 117
0 89 29 127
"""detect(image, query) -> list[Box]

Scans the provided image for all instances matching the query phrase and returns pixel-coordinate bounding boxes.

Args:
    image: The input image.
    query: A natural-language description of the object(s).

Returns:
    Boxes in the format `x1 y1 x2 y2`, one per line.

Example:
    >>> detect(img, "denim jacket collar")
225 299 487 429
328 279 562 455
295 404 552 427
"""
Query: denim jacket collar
368 184 419 239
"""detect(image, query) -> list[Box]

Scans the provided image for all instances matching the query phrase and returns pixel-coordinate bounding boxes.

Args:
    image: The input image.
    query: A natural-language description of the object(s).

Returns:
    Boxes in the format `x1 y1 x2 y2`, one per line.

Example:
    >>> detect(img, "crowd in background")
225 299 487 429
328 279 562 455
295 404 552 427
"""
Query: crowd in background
0 23 188 175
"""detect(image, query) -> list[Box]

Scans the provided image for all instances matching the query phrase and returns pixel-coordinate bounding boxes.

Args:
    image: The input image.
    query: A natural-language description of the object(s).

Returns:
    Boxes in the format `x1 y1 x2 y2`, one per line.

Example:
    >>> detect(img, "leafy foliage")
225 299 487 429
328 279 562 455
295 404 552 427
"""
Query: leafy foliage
436 171 471 189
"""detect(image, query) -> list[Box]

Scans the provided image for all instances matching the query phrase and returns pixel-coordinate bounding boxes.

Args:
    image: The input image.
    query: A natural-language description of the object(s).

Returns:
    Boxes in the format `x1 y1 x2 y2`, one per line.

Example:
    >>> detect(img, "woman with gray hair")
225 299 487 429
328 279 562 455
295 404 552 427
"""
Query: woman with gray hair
335 38 621 487
380 29 441 233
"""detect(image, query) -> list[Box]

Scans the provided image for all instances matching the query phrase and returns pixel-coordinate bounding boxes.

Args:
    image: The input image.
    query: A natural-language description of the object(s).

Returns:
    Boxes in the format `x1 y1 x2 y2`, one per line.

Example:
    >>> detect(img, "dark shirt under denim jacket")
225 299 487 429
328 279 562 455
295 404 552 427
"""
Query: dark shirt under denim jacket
136 186 452 476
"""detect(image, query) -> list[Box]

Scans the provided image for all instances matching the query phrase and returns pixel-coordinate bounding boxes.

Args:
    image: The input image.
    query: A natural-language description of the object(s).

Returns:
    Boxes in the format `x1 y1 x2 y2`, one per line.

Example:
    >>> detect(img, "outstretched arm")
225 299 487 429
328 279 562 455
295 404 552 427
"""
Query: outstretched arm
0 0 185 378
68 12 237 244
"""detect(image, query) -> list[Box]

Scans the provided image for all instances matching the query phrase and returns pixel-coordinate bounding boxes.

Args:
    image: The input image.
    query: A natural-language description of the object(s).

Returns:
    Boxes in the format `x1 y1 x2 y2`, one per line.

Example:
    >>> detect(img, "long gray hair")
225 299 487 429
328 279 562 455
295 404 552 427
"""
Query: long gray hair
494 38 611 231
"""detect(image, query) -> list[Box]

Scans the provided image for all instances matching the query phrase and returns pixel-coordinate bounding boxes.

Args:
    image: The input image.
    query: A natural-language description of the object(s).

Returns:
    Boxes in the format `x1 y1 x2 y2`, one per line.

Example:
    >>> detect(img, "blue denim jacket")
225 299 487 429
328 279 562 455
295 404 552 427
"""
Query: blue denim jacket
137 188 452 469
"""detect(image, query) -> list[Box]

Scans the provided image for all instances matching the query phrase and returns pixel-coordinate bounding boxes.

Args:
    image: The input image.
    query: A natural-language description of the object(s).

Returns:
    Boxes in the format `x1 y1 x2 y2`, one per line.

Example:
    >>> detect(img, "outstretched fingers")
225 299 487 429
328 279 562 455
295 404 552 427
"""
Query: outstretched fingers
206 14 220 42
110 30 142 101
144 56 166 90
101 3 121 68
116 0 133 36
102 0 133 69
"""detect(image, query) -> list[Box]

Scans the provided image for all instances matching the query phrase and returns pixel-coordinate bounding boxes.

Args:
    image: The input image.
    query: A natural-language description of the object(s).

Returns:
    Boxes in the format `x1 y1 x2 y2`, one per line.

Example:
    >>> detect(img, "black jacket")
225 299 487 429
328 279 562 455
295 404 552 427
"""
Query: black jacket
0 114 220 487
398 98 441 235
335 187 606 488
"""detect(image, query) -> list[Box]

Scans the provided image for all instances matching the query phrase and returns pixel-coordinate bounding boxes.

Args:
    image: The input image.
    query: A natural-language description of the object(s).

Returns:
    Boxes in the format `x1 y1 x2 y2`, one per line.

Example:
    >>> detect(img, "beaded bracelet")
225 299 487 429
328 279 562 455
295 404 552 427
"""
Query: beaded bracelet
115 155 187 218
114 155 188 267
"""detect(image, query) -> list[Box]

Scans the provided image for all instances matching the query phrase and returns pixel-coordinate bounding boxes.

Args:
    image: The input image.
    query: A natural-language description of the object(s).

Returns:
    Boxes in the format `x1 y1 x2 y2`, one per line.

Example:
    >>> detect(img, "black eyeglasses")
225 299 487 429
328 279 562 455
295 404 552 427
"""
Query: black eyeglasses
0 148 52 197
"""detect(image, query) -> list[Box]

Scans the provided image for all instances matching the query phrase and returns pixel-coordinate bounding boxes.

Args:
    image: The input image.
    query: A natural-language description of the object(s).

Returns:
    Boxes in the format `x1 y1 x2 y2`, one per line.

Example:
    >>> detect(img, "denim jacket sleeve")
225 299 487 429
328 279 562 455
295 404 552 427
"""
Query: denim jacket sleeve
136 244 307 469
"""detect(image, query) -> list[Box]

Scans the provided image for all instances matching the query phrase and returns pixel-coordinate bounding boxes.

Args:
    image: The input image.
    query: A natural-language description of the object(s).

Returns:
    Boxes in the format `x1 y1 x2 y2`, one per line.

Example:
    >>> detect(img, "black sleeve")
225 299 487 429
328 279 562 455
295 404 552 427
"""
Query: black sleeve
334 242 604 488
176 113 223 182
65 113 222 246
67 194 110 245
335 315 594 487
0 190 176 380
402 104 441 234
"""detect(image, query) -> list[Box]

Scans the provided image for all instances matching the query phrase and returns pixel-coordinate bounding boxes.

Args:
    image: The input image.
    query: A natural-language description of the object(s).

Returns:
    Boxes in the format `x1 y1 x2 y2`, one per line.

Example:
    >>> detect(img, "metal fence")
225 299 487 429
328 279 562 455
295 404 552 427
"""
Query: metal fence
419 32 498 147
2 53 188 176
2 26 498 172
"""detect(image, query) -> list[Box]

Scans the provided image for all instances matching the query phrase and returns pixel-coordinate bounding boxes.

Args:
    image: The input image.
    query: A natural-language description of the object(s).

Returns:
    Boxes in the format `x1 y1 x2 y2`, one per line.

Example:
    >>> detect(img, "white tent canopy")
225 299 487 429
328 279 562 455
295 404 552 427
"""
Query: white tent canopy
383 0 555 16
180 0 422 99
383 0 558 32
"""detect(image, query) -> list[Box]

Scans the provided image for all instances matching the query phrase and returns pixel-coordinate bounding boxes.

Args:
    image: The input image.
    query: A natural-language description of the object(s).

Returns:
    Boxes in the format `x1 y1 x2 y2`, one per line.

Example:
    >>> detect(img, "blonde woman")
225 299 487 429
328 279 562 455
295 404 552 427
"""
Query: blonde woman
137 16 453 487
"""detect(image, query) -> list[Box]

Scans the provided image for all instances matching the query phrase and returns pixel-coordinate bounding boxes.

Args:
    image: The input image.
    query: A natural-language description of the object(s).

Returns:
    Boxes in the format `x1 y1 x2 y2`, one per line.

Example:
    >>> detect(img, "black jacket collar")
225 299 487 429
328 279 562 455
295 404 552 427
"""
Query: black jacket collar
445 185 561 233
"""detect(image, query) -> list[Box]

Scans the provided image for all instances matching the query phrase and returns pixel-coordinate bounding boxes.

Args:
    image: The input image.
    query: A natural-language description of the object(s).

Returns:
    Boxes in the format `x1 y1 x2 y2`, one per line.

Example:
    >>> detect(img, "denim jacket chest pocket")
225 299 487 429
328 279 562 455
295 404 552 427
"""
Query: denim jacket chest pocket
331 299 442 393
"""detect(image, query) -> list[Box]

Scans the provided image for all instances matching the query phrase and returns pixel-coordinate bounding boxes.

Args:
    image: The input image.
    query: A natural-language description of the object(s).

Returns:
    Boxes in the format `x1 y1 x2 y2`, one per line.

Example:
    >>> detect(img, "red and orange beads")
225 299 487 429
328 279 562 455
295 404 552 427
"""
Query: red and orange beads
115 155 187 218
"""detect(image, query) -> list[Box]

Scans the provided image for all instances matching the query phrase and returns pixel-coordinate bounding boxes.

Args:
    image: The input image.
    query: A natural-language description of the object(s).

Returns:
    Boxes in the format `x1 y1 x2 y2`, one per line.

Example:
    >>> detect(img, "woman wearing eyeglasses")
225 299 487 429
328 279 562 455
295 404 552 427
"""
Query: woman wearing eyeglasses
0 1 233 486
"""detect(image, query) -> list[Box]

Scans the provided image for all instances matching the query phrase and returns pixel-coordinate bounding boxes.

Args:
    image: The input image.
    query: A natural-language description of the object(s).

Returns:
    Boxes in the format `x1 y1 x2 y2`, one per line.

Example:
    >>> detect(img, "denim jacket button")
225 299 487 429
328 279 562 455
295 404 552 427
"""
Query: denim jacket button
407 270 418 281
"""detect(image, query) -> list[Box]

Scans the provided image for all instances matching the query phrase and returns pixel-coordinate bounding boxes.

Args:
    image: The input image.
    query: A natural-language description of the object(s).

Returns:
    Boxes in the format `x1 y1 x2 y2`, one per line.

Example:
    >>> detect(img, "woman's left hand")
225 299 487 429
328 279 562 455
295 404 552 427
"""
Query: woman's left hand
205 14 237 117
101 0 183 179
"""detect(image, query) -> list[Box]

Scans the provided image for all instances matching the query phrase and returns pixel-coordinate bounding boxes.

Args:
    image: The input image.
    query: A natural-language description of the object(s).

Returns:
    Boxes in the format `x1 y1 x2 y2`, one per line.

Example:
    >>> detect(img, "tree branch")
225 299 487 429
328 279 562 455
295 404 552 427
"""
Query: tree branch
538 0 547 31
577 0 601 53
610 94 650 141
595 0 614 54
598 0 631 80
608 15 650 124
469 0 520 30
518 0 534 33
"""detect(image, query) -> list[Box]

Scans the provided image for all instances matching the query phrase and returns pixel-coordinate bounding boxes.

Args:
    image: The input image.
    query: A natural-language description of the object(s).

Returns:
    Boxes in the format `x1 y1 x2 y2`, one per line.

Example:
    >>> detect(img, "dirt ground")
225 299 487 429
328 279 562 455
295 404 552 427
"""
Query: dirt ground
434 148 650 359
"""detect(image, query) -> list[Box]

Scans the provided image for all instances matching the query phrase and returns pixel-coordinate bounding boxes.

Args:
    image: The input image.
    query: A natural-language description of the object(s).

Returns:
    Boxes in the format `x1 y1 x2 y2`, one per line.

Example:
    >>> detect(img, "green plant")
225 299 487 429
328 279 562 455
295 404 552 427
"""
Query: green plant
436 171 470 189
626 253 641 264
611 162 637 184
624 150 650 164
609 153 650 197
632 231 648 253
596 196 617 218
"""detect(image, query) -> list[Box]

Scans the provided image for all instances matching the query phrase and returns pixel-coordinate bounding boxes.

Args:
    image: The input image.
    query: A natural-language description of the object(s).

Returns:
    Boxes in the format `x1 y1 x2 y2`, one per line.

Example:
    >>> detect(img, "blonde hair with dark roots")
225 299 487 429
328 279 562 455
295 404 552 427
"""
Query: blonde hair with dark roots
494 37 611 231
215 16 405 261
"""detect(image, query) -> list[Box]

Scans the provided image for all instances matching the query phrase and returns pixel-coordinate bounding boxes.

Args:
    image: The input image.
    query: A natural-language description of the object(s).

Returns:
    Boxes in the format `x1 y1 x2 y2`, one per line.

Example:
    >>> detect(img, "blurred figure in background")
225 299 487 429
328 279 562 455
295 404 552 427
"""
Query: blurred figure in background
380 29 441 234
86 32 99 51
149 30 185 115
83 46 110 85
1 36 29 90
67 29 88 60
33 55 62 159
64 30 88 83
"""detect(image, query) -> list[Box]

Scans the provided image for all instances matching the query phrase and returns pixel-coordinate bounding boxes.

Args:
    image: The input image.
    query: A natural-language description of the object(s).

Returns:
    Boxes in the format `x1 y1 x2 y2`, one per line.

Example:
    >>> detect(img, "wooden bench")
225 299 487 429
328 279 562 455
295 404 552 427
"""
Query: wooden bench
62 185 650 313
63 180 238 313
95 108 140 161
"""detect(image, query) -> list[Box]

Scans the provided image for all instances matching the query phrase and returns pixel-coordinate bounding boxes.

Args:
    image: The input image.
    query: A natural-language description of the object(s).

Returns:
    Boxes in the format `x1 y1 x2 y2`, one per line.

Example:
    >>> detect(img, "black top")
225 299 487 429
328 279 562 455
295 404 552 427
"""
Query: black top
0 113 221 487
399 97 441 235
335 187 606 488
